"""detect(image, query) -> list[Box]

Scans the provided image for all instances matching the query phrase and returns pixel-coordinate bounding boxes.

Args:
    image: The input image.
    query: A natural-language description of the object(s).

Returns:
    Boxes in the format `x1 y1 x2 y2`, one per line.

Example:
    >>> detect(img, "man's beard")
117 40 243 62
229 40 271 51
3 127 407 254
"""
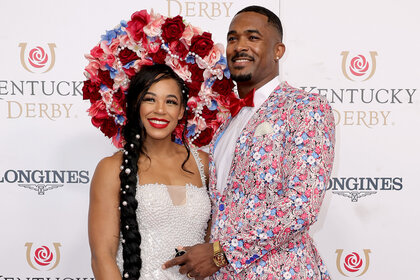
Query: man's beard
231 73 252 82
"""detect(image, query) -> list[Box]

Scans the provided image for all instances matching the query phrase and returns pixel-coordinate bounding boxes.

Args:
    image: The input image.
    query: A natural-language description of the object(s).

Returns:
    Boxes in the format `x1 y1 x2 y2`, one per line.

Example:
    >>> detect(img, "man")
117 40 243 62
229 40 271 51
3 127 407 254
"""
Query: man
164 5 335 279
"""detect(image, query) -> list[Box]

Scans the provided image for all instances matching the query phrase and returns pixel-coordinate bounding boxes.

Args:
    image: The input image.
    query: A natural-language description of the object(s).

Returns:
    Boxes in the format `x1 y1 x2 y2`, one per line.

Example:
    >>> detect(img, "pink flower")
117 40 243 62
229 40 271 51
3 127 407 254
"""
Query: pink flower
90 46 105 59
166 57 192 82
143 10 165 37
181 24 203 45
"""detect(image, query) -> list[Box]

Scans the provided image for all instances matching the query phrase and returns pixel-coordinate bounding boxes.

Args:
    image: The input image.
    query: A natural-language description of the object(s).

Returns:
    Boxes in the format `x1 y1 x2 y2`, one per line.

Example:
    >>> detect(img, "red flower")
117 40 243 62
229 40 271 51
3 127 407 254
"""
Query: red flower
100 118 119 138
188 62 204 81
190 32 214 57
118 48 139 65
126 10 150 41
193 127 213 147
212 77 234 95
151 49 167 64
82 80 101 103
169 40 189 59
161 15 185 42
97 69 114 89
90 46 104 59
123 67 136 79
201 106 218 122
186 80 202 98
113 88 126 107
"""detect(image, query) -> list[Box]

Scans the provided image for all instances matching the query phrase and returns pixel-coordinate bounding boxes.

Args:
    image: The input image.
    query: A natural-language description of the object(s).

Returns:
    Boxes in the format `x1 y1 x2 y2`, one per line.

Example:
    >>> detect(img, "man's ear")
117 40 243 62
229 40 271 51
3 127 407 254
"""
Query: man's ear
274 42 286 61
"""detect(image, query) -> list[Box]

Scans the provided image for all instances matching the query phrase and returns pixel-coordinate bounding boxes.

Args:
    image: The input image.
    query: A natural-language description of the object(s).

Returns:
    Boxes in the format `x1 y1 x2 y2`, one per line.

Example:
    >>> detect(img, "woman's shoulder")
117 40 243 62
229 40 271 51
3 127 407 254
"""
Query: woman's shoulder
97 151 123 169
91 151 123 191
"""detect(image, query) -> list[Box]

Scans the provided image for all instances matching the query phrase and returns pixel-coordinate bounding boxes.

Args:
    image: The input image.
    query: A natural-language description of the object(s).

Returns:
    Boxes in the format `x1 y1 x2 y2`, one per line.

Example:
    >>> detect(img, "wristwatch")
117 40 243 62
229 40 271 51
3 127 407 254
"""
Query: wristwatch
213 241 228 267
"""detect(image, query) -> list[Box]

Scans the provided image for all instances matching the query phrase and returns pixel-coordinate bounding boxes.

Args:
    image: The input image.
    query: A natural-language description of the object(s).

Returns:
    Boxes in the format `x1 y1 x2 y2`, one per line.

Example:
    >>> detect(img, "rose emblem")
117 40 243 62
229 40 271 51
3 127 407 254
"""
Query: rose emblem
349 54 369 77
34 245 53 266
28 46 49 68
344 252 363 272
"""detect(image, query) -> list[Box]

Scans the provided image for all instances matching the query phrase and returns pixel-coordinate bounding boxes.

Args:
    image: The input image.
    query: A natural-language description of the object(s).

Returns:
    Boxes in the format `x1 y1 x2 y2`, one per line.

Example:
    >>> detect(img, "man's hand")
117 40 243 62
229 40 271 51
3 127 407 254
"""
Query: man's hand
163 243 220 279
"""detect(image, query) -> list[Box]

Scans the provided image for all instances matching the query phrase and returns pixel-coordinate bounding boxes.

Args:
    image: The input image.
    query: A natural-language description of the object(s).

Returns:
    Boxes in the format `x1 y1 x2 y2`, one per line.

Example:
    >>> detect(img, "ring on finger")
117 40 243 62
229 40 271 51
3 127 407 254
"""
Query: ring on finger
187 272 193 279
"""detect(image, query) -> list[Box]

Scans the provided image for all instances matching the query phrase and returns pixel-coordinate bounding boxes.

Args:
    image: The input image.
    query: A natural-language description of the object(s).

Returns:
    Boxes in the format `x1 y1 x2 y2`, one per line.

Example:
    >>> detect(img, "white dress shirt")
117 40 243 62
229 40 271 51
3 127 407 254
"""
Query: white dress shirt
214 76 280 193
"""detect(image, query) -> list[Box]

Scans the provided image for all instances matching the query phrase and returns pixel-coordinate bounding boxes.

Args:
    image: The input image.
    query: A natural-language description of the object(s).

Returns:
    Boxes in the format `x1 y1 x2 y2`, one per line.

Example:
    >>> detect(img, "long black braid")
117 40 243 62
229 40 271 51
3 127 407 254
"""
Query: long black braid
118 64 190 279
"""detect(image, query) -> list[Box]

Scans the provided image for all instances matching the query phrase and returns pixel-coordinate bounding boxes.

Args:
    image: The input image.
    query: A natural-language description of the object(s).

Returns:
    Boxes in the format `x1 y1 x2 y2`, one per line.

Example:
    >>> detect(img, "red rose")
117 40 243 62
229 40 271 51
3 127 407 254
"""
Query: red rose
190 32 214 57
201 106 218 121
186 80 202 98
123 67 136 79
151 49 168 64
82 80 101 103
97 69 114 89
187 62 204 81
212 78 234 95
193 127 214 147
161 15 185 42
100 118 118 138
169 40 189 59
217 89 236 108
126 10 150 41
113 88 126 107
118 48 139 65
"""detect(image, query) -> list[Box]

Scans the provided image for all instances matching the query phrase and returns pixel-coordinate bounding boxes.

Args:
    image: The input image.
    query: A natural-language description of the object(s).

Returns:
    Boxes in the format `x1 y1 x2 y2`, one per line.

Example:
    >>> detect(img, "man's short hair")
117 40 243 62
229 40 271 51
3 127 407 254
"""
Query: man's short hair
236 5 283 41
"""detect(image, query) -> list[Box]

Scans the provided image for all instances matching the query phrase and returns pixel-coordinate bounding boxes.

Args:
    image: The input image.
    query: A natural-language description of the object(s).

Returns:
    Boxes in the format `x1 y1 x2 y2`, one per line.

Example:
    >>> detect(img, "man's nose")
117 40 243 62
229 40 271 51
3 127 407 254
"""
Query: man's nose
235 37 249 52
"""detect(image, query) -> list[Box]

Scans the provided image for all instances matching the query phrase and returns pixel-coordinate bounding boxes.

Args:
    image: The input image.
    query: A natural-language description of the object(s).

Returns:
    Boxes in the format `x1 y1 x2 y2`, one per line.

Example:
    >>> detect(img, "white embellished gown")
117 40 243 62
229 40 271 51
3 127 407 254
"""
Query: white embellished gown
116 148 211 279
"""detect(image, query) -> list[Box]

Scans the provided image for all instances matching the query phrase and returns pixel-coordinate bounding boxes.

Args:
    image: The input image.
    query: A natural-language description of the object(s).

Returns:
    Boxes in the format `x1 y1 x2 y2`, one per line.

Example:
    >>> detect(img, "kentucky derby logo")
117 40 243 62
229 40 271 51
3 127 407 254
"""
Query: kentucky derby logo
341 51 377 81
25 242 61 271
336 249 371 277
18 43 57 73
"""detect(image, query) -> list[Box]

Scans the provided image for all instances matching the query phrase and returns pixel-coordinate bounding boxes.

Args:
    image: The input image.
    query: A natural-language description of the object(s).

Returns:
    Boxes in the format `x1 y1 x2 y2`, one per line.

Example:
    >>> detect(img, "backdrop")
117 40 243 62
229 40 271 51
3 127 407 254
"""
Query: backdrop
1 0 419 279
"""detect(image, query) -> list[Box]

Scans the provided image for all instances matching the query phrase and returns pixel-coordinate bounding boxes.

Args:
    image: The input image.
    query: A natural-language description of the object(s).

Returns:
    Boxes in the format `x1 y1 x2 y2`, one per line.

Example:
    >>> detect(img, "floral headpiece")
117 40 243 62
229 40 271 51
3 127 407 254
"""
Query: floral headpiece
82 9 236 148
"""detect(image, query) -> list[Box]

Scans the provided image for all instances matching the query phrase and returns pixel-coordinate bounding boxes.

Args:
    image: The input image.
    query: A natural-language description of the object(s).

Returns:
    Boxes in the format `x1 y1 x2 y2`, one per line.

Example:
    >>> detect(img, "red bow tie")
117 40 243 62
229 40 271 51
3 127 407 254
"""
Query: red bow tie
229 88 255 117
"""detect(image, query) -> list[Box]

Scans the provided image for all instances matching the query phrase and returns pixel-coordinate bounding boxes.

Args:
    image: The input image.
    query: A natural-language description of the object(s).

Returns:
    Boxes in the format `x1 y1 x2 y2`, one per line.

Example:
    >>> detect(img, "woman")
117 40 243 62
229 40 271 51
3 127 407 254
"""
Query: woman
88 64 211 279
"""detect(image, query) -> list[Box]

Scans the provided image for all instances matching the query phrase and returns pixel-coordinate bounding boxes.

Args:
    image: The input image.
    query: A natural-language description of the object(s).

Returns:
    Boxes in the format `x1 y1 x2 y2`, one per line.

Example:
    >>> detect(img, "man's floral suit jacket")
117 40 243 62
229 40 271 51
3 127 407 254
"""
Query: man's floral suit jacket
209 82 335 280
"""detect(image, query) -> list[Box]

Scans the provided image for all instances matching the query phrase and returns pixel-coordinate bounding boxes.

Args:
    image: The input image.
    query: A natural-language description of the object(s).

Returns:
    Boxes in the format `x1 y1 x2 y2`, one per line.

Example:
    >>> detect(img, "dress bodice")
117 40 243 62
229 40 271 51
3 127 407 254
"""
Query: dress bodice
116 148 211 279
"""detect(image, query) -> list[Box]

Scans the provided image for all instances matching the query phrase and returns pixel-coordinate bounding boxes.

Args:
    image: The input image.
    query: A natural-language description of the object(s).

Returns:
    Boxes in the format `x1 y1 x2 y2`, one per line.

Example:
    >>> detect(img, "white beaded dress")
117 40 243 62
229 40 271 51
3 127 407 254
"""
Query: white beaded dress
116 148 211 279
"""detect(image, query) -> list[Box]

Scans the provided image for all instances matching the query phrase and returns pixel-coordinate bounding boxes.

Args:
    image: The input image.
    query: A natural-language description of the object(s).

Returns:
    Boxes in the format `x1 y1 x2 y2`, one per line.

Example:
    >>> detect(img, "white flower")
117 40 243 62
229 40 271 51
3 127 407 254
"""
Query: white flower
253 152 261 161
231 239 239 247
308 269 314 277
294 223 302 230
218 219 225 228
320 265 327 273
283 271 292 279
295 137 303 145
240 135 247 144
294 198 303 207
248 200 255 208
297 248 303 257
307 155 315 165
258 232 268 240
314 112 321 121
264 173 273 183
256 266 264 274
325 138 331 147
264 209 271 216
273 124 280 133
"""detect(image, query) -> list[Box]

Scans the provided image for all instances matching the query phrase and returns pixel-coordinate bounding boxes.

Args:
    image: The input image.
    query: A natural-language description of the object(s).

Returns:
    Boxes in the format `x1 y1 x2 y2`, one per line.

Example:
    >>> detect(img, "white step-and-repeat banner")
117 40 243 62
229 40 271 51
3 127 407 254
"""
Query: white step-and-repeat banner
1 0 419 279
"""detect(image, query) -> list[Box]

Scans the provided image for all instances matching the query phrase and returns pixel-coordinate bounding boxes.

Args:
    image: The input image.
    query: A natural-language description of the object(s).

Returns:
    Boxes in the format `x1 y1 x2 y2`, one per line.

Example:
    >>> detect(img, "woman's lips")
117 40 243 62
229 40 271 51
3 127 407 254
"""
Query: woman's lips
148 118 169 128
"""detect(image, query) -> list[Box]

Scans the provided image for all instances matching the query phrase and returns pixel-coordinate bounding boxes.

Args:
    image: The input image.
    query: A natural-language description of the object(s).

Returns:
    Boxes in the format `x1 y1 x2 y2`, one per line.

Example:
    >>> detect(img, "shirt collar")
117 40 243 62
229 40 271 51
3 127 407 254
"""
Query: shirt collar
253 75 280 108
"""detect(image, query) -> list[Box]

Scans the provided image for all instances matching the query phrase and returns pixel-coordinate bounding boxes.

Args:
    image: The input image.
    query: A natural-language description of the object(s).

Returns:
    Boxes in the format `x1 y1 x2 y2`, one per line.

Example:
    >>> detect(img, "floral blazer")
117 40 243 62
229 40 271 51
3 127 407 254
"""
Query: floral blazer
209 82 335 279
